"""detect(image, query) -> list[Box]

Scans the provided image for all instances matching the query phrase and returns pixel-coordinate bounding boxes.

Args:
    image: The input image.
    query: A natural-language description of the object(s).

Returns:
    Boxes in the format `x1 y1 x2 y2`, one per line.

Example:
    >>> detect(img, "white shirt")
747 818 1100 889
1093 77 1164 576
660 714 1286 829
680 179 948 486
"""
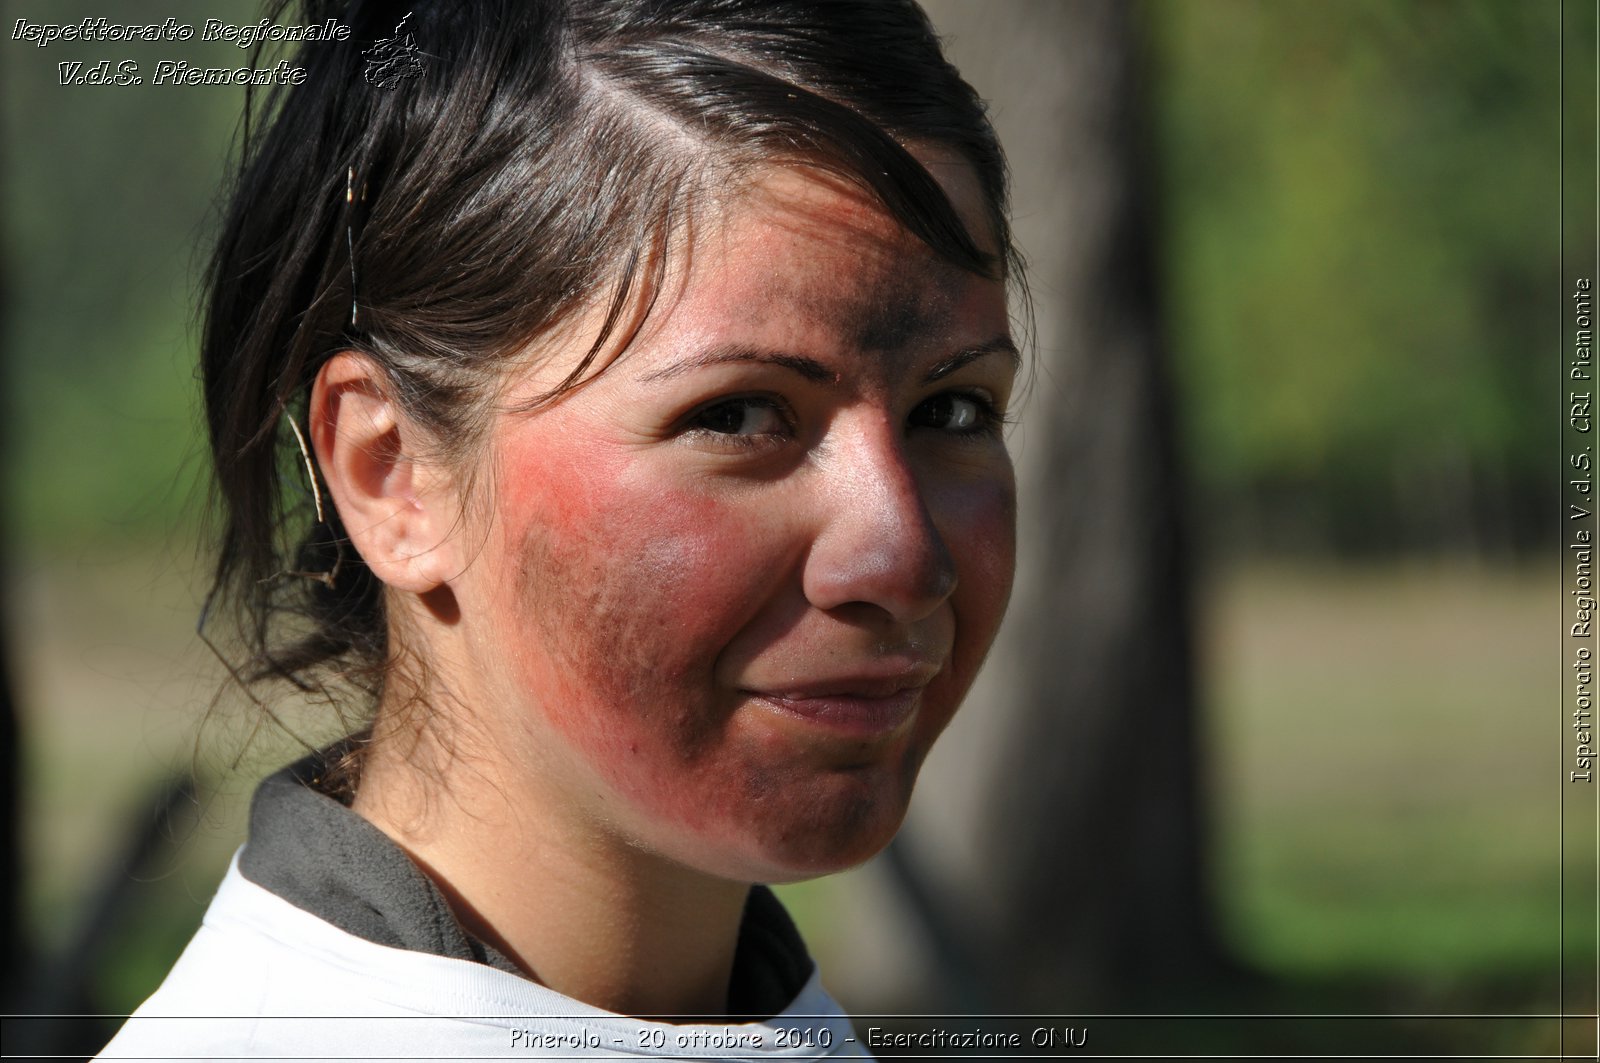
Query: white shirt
97 855 871 1061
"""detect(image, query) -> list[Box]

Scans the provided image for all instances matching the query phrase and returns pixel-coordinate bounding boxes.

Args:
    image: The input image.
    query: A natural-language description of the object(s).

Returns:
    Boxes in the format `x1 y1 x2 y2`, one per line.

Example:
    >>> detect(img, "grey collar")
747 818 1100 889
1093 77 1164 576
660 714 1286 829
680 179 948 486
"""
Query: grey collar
238 747 815 1017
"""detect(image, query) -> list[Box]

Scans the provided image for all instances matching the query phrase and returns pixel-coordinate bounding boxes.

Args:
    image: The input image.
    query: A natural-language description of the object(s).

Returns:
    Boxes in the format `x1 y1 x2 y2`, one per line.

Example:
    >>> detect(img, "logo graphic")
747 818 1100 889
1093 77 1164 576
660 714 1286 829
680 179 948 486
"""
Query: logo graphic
362 12 423 88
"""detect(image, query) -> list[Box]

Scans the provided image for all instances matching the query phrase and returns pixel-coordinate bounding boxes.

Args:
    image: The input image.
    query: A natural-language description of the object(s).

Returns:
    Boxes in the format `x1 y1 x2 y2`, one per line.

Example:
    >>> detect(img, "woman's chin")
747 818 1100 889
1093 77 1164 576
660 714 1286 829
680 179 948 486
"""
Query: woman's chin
690 765 921 885
707 830 903 887
751 835 897 886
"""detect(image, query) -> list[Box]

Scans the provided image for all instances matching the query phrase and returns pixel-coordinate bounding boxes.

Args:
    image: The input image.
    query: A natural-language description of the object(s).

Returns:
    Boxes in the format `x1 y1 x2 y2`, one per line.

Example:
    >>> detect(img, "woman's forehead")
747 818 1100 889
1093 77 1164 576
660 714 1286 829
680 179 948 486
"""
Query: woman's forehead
502 159 1008 403
695 160 996 310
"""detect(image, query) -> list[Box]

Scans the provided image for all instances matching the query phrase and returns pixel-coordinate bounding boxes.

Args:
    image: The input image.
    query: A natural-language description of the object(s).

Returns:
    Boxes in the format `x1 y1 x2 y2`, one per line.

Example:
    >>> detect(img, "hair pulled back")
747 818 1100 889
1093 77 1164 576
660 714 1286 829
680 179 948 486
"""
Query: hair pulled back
201 0 1015 736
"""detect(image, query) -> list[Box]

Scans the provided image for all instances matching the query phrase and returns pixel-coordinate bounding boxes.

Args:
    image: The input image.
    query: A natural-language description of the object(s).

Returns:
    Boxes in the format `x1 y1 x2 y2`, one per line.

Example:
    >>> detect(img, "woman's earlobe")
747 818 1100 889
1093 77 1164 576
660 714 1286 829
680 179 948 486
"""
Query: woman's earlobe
310 352 457 593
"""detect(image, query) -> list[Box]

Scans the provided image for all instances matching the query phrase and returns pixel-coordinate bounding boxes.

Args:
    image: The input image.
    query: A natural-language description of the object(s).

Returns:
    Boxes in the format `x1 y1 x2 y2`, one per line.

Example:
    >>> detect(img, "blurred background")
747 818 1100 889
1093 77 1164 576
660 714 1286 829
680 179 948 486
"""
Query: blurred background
0 0 1580 1056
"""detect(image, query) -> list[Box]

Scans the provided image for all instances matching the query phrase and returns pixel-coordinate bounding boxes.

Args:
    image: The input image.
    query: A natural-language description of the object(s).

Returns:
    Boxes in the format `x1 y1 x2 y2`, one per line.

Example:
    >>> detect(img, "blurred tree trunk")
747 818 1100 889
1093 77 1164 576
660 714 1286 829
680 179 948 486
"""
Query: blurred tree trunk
837 0 1232 1010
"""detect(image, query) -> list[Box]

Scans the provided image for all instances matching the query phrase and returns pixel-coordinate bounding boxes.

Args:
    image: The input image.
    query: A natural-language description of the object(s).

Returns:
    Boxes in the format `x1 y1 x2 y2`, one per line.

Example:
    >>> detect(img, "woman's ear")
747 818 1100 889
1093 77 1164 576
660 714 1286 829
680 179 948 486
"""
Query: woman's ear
310 352 460 593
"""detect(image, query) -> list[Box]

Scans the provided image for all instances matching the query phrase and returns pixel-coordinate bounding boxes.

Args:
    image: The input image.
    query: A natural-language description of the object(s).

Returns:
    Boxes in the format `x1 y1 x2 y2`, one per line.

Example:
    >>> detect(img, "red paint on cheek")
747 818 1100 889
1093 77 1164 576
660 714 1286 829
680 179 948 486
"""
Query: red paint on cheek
490 443 776 822
887 468 1016 764
509 486 733 750
481 447 933 877
957 470 1019 617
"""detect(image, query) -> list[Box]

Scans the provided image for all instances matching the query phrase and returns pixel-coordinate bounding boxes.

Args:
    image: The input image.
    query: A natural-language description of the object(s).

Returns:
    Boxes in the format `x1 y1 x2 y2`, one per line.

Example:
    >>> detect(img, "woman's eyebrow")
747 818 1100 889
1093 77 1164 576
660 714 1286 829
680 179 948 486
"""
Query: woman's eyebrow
638 335 1018 386
637 344 836 384
924 336 1020 382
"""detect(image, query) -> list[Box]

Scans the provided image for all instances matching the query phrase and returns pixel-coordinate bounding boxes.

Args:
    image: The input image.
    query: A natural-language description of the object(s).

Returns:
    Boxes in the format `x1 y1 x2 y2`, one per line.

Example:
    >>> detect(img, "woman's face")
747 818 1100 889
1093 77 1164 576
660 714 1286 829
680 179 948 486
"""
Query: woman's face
447 160 1017 883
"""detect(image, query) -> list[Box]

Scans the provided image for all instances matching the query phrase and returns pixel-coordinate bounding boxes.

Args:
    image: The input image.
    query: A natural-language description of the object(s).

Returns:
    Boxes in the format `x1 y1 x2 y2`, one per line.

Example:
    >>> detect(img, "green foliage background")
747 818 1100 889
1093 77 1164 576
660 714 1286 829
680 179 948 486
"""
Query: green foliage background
2 0 244 550
1149 0 1558 556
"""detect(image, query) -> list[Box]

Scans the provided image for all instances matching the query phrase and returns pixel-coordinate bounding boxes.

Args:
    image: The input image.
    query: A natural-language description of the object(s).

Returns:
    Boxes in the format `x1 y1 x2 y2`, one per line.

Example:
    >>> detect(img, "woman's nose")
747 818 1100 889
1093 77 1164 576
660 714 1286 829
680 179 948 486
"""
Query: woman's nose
802 432 957 624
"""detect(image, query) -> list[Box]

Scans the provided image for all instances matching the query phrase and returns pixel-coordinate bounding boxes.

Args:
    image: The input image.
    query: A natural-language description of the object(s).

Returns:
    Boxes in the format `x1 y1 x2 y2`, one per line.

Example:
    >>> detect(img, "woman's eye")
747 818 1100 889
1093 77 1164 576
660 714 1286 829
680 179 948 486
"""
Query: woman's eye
910 391 999 435
688 397 790 439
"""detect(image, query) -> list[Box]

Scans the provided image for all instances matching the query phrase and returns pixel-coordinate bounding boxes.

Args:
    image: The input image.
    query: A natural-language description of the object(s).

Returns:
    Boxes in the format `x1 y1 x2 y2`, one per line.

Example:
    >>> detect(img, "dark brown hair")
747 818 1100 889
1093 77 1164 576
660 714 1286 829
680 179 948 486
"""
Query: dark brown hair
201 0 1016 743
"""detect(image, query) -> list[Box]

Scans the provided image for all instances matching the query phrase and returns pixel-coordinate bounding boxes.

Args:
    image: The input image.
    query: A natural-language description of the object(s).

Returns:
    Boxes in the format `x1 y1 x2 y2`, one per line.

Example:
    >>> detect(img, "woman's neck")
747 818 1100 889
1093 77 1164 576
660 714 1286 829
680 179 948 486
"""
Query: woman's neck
350 729 751 1020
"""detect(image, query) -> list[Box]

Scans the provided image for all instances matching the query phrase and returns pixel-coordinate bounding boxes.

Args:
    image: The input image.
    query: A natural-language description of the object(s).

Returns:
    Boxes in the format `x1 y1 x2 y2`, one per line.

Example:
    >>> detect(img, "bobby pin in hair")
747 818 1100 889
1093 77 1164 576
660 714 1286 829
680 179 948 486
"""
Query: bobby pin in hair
269 405 345 591
346 165 361 329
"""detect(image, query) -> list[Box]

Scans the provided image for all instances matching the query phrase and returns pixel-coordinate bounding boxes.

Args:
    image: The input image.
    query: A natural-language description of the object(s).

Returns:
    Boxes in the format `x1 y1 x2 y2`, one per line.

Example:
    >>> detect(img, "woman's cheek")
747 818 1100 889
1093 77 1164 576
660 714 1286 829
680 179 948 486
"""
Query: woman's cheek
941 460 1018 676
498 468 769 770
496 481 844 870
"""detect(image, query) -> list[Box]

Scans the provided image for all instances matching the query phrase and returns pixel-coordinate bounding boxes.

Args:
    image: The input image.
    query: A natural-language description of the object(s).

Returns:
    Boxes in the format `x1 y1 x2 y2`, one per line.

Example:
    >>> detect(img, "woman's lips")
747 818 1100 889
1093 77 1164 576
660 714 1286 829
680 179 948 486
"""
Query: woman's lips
744 672 934 737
